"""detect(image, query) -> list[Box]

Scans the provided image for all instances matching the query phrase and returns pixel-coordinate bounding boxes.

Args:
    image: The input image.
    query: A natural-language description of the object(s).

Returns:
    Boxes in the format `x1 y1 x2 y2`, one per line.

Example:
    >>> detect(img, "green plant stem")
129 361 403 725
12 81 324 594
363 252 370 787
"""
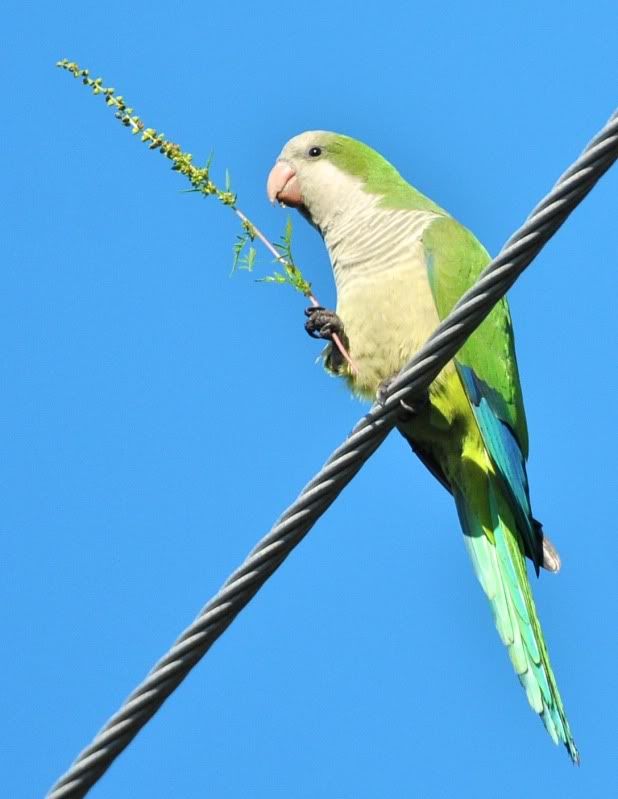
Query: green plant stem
233 209 356 372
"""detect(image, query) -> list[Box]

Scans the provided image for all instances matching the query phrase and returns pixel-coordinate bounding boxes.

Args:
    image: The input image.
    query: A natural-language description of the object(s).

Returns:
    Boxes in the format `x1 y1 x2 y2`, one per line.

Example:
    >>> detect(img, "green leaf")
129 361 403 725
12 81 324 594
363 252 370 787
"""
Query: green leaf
242 246 257 271
231 233 248 274
258 272 287 284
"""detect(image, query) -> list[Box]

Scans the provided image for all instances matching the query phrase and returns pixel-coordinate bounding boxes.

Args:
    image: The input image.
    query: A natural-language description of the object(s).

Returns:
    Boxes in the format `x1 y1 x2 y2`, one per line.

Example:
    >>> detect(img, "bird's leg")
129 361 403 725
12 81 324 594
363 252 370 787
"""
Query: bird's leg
377 375 429 420
304 306 350 372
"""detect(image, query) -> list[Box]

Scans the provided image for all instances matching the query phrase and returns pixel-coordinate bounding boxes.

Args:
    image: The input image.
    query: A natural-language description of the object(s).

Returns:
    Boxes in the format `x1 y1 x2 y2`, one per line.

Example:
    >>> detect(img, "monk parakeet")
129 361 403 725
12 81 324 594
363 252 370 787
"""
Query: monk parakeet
267 132 578 762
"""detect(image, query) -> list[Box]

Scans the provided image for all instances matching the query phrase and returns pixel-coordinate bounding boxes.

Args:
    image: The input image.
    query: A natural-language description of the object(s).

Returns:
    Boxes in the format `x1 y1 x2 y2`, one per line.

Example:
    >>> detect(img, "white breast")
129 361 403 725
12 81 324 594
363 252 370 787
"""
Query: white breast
322 189 441 397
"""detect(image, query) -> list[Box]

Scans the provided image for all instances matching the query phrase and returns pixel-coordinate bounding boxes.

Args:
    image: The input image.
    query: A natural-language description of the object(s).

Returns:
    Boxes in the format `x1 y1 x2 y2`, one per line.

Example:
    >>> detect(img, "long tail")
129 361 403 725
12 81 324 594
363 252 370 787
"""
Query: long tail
454 459 579 763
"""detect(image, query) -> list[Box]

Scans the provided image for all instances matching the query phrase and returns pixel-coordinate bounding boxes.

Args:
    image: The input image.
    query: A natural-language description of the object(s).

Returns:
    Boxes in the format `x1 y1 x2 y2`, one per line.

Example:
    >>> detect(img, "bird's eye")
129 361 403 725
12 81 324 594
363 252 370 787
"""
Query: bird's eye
308 146 322 158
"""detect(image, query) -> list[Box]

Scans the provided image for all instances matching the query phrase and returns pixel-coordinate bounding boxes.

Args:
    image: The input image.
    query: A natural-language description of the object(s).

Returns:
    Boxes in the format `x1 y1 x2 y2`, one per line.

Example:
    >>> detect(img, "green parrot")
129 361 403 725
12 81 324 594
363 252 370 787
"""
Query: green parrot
267 131 578 762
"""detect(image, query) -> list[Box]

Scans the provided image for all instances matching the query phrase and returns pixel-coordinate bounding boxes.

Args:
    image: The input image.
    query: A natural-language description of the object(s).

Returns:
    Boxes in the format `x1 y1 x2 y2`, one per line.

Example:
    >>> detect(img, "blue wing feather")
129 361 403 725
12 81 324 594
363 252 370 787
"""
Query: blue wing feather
458 365 542 572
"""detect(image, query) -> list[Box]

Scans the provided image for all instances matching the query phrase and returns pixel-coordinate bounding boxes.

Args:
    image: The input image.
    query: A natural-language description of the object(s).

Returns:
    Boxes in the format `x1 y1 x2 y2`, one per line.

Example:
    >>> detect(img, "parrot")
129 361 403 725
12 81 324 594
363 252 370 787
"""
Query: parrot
266 131 578 763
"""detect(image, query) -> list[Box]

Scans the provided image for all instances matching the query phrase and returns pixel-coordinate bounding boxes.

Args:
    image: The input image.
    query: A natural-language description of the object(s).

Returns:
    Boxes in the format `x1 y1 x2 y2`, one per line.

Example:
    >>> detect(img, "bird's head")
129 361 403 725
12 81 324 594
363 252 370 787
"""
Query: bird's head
267 131 438 231
267 131 394 231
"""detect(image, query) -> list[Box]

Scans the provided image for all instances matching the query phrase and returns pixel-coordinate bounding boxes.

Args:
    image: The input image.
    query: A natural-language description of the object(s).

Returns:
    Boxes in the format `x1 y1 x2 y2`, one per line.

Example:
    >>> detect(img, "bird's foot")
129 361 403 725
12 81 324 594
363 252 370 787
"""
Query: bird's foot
304 306 346 342
377 376 428 420
304 306 351 374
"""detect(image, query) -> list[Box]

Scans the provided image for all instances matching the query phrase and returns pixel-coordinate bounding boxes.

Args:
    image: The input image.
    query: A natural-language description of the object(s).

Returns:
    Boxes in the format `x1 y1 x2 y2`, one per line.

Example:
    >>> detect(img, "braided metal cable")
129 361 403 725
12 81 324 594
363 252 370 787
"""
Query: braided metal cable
47 110 618 798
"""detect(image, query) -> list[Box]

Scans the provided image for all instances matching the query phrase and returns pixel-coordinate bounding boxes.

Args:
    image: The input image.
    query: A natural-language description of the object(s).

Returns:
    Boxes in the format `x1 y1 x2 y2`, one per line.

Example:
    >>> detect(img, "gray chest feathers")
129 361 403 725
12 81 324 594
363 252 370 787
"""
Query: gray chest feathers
324 201 442 398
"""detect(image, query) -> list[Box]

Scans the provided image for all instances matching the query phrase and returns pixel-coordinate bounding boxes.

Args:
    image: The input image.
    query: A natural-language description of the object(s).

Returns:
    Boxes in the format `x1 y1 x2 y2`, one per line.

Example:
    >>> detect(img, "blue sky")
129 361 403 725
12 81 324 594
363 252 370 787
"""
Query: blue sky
2 2 617 797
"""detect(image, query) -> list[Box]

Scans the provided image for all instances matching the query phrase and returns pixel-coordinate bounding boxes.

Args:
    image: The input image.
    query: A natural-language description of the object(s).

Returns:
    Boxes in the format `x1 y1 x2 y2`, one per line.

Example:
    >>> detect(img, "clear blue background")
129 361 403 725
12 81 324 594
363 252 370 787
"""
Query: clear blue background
2 2 616 797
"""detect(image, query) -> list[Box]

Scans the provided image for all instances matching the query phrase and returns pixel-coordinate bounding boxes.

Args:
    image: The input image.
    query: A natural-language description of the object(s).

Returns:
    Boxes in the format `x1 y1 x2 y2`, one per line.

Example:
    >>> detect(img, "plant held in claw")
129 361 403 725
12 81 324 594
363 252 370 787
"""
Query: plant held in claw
55 59 354 369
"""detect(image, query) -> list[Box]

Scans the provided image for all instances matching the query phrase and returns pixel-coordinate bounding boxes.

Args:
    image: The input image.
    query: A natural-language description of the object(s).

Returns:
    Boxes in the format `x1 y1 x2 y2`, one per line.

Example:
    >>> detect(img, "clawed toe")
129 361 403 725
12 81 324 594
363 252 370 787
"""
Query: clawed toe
304 306 345 341
377 376 428 418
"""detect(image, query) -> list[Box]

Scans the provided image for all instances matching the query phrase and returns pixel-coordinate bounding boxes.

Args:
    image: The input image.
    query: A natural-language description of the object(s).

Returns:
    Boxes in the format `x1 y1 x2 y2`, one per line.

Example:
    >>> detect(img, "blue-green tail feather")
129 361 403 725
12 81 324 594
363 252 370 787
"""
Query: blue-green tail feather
454 475 579 763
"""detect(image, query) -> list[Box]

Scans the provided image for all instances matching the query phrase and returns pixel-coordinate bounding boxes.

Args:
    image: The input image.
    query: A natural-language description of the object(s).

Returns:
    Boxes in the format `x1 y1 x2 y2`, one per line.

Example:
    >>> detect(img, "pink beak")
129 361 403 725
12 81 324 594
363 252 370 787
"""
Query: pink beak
266 160 303 207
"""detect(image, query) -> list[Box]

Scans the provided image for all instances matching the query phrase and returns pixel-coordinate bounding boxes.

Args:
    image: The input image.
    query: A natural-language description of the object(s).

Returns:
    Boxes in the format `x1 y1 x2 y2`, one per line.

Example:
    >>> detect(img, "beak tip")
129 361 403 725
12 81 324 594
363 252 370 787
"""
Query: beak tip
267 160 299 208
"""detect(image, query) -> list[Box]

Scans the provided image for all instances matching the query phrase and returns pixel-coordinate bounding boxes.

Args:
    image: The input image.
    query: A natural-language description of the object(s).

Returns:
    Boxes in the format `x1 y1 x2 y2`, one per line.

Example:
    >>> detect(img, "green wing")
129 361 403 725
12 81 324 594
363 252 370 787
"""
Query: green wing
423 215 546 570
422 215 528 457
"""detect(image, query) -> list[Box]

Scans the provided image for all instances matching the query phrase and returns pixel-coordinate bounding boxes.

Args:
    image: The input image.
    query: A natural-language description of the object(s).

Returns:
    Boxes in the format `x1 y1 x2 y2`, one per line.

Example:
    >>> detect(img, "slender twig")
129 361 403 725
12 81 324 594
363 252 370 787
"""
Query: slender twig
233 208 357 371
55 59 357 374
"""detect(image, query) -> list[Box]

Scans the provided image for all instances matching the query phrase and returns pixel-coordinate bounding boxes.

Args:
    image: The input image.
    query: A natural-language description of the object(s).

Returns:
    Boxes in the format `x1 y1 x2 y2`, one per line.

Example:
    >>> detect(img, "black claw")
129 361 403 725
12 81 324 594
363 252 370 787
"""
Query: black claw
377 376 428 418
304 305 325 317
377 377 394 406
399 398 422 418
304 307 345 342
305 320 321 339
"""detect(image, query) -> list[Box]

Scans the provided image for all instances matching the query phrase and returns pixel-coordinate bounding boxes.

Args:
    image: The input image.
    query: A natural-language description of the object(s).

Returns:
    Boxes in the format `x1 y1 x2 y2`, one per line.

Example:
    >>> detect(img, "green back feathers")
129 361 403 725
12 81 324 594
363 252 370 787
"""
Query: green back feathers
325 134 445 214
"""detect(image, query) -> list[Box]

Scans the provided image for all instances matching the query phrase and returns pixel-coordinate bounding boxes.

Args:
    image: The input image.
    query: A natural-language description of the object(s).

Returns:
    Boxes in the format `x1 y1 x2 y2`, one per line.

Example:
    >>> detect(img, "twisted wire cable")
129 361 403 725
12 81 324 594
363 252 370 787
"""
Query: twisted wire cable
47 110 618 798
